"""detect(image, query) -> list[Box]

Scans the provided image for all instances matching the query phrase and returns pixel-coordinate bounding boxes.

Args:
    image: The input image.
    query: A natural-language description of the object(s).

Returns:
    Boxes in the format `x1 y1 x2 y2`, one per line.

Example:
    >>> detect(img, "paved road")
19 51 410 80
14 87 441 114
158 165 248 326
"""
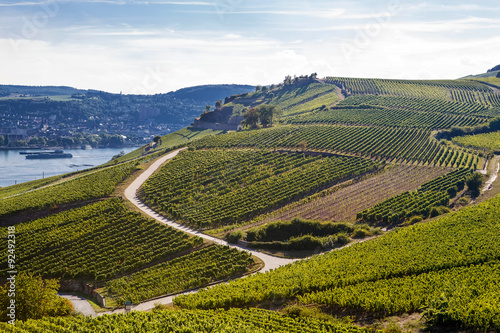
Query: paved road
59 293 96 317
98 149 296 315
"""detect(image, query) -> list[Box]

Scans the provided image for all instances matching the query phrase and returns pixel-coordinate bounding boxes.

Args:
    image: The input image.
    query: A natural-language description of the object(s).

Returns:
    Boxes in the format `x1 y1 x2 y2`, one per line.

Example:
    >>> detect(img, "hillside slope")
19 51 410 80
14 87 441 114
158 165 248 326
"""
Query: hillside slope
2 74 500 331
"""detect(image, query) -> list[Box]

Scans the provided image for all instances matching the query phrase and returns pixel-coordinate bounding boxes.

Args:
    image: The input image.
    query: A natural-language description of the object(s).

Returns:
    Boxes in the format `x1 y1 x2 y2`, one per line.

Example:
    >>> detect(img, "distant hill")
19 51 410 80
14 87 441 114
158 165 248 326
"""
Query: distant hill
0 85 87 96
0 83 254 146
487 64 500 73
462 65 500 79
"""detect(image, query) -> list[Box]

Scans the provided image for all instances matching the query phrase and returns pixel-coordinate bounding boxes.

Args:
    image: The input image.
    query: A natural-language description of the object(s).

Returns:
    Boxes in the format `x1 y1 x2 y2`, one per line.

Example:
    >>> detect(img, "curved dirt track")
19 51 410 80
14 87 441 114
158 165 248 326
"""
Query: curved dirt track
100 149 296 315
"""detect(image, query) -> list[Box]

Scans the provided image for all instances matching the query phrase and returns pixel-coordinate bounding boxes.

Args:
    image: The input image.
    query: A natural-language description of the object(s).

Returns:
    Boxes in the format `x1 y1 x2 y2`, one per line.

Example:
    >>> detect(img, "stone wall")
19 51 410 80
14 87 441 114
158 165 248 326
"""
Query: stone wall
60 280 106 307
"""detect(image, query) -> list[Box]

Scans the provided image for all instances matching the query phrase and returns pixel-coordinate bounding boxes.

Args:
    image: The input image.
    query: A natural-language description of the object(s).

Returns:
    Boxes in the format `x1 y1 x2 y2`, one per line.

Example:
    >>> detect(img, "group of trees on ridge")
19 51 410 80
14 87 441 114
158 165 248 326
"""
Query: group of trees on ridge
242 105 282 128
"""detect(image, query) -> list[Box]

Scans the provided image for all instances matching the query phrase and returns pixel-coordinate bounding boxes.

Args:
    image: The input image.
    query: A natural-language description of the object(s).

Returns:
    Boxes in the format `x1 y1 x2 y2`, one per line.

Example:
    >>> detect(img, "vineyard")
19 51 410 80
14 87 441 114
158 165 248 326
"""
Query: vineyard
283 91 339 116
111 127 222 163
450 89 500 107
452 130 500 150
2 75 500 331
264 82 337 116
260 165 451 223
283 105 486 129
0 174 63 199
174 192 500 329
358 168 471 224
140 149 378 228
0 308 372 332
0 160 139 219
0 198 201 280
336 95 491 116
326 77 493 99
189 125 478 167
104 245 254 304
298 260 500 329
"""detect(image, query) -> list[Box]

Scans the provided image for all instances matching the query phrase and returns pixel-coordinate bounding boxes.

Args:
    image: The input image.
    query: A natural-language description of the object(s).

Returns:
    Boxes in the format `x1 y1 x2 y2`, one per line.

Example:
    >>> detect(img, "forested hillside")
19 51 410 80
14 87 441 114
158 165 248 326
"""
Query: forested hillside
0 84 253 147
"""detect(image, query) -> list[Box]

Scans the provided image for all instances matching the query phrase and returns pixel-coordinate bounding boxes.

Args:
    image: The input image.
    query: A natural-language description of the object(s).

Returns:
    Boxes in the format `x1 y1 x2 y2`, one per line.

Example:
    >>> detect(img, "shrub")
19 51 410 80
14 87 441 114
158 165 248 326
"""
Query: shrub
288 235 323 251
226 230 245 244
408 215 423 225
466 172 484 198
429 206 450 218
447 186 458 198
352 228 368 239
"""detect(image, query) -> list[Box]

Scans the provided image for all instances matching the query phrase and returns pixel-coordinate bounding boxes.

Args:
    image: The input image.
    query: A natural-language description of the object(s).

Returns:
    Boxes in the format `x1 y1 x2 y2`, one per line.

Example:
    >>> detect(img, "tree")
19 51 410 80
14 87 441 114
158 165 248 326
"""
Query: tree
205 105 211 113
0 272 73 322
283 75 292 85
108 134 125 147
497 72 500 78
215 99 223 110
242 108 259 129
298 140 307 152
255 85 262 92
258 105 282 127
466 172 484 197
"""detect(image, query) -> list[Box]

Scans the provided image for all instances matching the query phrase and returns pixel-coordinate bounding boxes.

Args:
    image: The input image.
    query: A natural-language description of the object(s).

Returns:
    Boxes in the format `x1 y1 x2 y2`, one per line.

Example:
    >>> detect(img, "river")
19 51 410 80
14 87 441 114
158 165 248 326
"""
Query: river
0 147 138 188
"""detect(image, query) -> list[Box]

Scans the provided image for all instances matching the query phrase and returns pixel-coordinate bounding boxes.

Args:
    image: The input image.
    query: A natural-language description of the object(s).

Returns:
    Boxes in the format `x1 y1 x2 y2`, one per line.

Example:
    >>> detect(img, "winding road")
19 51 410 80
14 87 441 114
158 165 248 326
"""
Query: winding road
70 150 500 315
59 293 96 317
98 149 296 315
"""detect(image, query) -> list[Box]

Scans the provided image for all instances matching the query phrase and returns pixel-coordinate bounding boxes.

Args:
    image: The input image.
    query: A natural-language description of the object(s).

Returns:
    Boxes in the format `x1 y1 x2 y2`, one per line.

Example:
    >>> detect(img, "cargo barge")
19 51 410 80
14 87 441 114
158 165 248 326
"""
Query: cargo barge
21 150 73 159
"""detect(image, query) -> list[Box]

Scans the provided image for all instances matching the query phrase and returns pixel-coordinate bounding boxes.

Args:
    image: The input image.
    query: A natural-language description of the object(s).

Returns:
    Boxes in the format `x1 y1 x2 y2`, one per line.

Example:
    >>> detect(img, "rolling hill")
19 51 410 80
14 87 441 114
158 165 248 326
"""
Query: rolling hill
1 72 500 332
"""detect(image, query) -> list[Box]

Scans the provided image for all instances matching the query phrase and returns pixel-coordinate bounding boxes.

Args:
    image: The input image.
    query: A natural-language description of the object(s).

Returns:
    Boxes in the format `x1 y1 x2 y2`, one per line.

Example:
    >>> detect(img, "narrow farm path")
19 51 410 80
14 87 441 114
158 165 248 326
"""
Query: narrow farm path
482 155 500 192
97 149 297 315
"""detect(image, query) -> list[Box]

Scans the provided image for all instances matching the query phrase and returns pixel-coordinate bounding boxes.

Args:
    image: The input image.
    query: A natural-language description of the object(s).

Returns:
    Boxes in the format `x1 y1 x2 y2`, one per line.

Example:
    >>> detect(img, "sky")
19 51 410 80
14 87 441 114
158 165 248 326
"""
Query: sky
0 0 499 94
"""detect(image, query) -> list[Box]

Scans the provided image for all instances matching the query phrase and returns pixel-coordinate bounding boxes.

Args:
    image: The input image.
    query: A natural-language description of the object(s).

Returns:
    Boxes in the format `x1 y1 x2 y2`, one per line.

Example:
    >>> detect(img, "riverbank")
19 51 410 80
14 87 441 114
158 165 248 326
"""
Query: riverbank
0 147 139 188
0 145 141 151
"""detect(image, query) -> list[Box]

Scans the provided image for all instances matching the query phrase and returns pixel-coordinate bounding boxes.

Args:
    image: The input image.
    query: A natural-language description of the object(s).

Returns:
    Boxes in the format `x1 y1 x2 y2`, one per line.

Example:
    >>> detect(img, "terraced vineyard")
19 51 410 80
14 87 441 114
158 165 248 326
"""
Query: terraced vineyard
452 130 500 150
0 160 139 219
283 106 486 129
298 260 500 329
283 91 339 115
112 127 222 163
0 174 63 199
265 82 337 115
140 149 378 228
359 168 472 223
326 77 492 100
0 308 372 332
336 95 491 116
189 125 477 167
2 75 499 331
261 165 451 223
104 245 254 304
0 198 201 280
175 192 500 329
450 89 500 107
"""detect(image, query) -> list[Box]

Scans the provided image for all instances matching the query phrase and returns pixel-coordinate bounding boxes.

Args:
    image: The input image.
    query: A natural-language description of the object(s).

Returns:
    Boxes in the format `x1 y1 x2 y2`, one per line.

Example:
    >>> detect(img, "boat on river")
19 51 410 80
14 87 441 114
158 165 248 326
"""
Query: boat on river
22 150 73 159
